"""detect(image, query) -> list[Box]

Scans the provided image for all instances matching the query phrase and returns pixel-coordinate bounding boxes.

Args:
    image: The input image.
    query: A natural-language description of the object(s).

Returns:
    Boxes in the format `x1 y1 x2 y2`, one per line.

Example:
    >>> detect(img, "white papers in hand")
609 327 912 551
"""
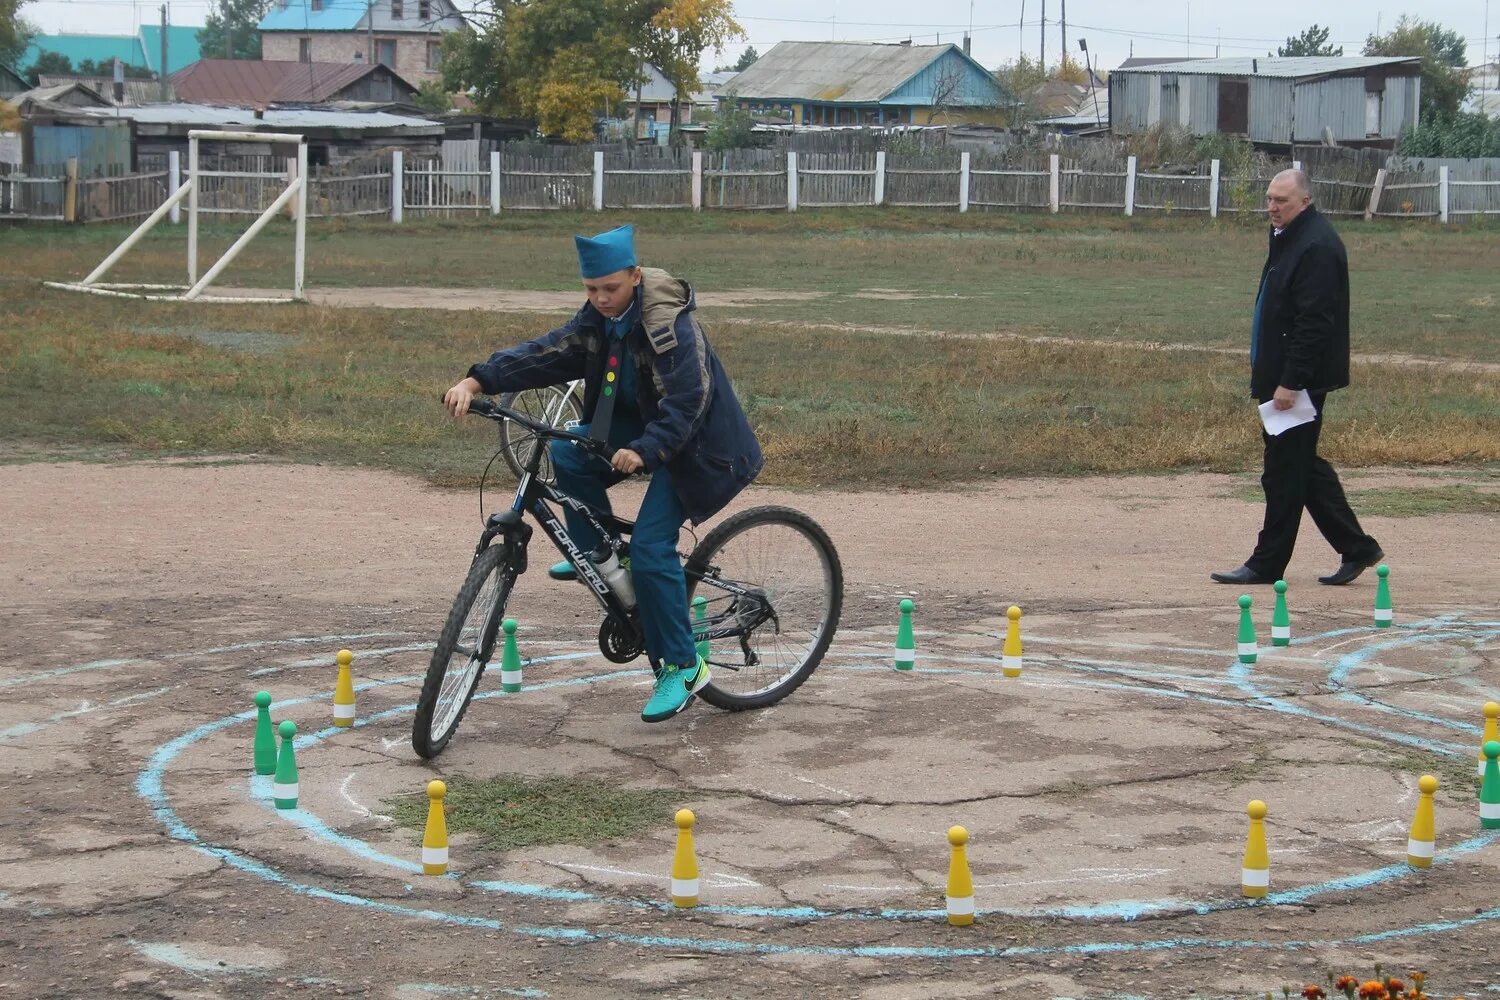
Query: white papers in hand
1258 389 1317 436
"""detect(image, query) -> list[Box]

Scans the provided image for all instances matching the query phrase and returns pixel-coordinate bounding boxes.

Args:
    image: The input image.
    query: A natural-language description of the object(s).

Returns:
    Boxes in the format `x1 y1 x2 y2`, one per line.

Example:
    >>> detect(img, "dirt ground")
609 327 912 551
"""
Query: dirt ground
3 459 1499 999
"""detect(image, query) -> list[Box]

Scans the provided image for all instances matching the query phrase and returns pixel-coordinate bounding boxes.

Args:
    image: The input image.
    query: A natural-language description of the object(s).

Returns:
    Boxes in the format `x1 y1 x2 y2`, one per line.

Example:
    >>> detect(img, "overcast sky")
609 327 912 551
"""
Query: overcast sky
19 0 1500 72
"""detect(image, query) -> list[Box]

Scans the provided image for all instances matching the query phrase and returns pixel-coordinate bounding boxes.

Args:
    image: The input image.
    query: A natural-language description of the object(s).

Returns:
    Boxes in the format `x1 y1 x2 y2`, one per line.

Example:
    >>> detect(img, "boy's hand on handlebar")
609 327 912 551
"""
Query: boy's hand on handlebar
611 448 645 475
444 377 482 417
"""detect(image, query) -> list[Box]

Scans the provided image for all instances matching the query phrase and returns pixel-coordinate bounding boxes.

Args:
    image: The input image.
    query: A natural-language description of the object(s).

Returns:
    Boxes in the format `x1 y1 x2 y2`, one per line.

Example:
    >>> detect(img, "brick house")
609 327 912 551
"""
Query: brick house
258 0 467 86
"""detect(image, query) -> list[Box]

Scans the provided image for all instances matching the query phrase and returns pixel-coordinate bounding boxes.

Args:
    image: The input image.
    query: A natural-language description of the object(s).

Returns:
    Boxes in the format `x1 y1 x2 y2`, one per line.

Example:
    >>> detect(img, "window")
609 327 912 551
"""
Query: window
391 0 403 17
418 0 430 19
377 38 397 67
426 41 441 71
310 0 322 10
298 37 311 62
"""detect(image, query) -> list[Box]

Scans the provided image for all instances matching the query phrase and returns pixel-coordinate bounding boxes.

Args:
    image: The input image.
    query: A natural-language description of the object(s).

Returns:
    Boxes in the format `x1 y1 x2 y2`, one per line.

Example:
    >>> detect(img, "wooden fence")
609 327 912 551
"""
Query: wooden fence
10 144 1500 225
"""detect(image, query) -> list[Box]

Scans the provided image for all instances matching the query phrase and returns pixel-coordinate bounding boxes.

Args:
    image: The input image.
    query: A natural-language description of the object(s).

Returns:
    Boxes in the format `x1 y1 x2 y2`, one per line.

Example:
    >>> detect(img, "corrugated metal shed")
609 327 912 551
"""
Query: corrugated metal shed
1113 56 1418 79
169 60 418 105
12 82 112 110
721 41 998 105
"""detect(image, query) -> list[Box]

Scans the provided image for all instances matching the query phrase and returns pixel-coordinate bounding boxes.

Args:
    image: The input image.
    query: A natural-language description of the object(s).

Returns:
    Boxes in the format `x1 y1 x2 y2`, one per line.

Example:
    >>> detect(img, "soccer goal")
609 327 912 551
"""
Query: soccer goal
45 130 308 303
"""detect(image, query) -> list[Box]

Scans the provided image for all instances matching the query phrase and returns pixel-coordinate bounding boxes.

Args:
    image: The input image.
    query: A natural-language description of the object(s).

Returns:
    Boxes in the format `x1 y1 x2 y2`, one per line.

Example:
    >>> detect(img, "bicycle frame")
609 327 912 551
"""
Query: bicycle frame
472 400 774 658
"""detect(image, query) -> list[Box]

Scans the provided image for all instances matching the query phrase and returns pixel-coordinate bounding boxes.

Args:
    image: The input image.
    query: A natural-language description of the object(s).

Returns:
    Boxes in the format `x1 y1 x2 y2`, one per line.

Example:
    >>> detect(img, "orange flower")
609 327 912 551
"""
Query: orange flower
1385 980 1405 995
1303 987 1328 1000
1336 977 1359 991
1358 983 1387 1000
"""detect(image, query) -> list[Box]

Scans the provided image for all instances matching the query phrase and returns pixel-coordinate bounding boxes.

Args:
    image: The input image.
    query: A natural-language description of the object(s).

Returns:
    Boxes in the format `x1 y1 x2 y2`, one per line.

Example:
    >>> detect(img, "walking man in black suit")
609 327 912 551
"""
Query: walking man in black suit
1212 169 1384 587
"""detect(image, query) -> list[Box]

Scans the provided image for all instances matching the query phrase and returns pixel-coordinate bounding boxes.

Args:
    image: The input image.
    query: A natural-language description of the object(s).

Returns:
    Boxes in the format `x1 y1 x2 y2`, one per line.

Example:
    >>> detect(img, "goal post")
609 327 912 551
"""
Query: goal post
45 129 308 304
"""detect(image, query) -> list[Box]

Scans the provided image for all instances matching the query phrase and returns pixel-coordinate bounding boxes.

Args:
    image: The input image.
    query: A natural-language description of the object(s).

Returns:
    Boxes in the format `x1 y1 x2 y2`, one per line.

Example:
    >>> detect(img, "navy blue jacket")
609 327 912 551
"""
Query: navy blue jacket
467 268 763 525
1250 205 1352 402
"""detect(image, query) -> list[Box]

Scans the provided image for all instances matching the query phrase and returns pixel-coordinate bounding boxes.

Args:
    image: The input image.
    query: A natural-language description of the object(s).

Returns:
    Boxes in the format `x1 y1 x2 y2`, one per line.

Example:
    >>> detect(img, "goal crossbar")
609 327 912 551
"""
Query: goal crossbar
45 130 309 304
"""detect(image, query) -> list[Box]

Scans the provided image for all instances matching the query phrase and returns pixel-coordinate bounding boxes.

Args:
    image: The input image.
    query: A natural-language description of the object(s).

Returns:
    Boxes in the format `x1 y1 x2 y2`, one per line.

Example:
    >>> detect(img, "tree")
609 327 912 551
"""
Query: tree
1 0 36 71
23 50 73 84
445 0 741 143
1277 24 1342 57
714 44 755 73
1363 14 1470 120
702 90 756 149
414 79 453 114
638 0 744 141
444 0 644 142
77 57 154 78
198 0 272 61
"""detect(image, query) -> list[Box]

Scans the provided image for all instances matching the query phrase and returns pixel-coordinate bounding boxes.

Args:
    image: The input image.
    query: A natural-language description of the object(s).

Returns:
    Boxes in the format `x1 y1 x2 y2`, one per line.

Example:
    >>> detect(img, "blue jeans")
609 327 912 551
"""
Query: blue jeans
550 425 697 668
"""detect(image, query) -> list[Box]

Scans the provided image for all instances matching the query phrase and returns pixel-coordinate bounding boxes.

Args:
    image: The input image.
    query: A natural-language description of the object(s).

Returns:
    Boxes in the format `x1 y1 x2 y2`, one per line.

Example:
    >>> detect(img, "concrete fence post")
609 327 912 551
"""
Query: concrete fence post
874 150 886 206
593 150 605 211
490 150 501 215
1049 153 1060 213
787 150 798 212
168 150 181 224
1439 165 1449 224
391 149 403 224
1124 155 1137 216
1209 158 1220 218
958 151 970 213
691 150 702 211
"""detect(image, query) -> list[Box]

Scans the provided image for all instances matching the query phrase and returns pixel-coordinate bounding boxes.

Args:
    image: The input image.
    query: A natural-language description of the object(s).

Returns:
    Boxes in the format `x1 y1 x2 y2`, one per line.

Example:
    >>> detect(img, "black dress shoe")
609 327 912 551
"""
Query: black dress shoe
1319 548 1385 586
1210 565 1276 585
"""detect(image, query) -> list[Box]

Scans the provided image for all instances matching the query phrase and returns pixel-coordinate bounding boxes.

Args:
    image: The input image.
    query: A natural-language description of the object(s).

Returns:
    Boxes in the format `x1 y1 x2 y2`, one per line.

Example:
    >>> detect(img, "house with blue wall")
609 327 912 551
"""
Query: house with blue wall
19 27 202 80
718 40 1010 126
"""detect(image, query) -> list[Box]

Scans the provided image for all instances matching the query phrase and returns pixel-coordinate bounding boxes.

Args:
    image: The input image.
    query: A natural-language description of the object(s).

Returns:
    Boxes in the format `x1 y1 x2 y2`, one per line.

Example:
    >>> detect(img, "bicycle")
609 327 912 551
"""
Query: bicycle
412 397 844 759
497 380 584 485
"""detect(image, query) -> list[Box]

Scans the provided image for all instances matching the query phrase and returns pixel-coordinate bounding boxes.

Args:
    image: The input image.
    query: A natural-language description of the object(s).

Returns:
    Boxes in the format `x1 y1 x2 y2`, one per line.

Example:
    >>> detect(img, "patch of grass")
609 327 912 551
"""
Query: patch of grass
5 211 1500 360
1342 740 1478 805
385 774 686 850
1345 485 1500 518
2 285 1498 489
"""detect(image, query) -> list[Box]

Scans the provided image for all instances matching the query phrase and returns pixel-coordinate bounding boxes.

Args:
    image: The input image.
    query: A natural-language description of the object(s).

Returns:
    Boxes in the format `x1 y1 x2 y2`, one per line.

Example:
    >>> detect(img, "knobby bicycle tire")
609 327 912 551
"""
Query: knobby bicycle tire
687 505 843 712
412 543 517 758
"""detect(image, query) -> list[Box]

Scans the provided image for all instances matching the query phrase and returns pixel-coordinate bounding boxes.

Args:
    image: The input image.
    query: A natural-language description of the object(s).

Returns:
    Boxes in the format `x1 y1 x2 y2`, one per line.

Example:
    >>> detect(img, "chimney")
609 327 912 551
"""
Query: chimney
900 38 912 46
963 34 971 56
1252 58 1259 74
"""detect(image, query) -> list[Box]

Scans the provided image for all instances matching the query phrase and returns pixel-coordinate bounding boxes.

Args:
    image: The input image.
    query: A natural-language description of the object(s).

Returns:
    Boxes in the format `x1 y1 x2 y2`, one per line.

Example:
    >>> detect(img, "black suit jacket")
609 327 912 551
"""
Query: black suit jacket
1250 205 1352 401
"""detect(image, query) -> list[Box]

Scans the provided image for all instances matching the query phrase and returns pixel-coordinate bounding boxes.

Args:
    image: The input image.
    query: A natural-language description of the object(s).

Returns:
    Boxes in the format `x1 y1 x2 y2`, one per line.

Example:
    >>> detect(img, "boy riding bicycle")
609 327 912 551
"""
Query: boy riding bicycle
443 224 763 723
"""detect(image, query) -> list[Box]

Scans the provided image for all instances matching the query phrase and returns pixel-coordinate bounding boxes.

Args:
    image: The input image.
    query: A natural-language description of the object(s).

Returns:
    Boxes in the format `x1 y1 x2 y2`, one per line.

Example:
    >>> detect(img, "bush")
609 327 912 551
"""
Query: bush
1399 112 1500 158
703 93 759 152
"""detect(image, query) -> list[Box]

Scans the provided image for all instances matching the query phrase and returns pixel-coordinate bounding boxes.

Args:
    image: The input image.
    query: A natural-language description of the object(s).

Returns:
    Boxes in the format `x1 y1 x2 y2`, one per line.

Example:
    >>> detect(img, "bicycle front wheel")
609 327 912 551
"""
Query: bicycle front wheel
499 385 583 485
412 543 517 759
687 506 843 711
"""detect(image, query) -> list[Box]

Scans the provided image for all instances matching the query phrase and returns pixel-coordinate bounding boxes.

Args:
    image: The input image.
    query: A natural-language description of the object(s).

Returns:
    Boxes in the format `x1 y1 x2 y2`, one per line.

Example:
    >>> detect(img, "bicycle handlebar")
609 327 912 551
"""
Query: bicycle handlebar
459 396 616 462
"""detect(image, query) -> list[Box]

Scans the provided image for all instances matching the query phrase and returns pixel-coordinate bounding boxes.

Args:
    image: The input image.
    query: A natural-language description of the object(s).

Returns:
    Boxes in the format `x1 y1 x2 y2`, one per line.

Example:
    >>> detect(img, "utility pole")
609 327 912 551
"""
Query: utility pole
1039 0 1045 68
1018 0 1025 63
160 3 169 100
1060 0 1066 69
368 0 376 64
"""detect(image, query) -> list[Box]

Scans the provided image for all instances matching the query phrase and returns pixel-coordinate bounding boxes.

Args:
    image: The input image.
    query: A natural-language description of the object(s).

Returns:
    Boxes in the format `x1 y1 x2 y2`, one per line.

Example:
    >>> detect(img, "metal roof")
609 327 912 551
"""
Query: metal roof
259 0 367 33
70 103 439 130
39 74 177 105
1111 56 1420 78
170 60 418 104
12 82 111 107
721 40 978 103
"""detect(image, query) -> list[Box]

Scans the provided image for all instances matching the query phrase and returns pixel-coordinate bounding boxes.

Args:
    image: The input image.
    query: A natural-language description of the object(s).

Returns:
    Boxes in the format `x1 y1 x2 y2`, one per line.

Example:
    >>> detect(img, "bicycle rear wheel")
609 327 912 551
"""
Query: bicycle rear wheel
412 543 517 759
499 385 583 485
686 506 842 711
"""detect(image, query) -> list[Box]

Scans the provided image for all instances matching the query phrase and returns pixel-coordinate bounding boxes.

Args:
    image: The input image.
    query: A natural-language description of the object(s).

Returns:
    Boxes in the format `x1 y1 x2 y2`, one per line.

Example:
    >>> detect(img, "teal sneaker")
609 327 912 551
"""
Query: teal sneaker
548 560 578 581
641 657 710 723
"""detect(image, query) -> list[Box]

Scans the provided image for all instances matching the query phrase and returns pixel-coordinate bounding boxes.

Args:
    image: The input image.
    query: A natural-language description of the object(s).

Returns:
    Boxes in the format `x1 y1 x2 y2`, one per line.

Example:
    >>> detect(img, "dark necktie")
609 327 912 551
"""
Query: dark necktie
589 345 623 443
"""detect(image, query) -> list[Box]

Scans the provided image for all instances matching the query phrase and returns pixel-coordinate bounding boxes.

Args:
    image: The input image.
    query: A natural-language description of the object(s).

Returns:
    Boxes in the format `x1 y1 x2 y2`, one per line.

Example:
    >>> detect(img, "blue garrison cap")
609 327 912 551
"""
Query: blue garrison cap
574 224 638 279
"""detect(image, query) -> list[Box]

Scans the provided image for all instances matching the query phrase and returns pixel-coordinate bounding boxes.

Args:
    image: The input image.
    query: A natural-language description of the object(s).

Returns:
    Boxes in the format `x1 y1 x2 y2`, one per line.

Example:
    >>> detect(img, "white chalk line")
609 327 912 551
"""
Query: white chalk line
339 773 393 824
